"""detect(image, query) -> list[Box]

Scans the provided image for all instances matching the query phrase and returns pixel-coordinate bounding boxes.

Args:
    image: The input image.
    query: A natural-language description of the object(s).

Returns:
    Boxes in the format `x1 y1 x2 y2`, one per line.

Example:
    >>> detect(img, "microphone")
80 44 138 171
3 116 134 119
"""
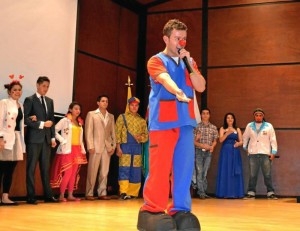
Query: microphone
178 40 193 74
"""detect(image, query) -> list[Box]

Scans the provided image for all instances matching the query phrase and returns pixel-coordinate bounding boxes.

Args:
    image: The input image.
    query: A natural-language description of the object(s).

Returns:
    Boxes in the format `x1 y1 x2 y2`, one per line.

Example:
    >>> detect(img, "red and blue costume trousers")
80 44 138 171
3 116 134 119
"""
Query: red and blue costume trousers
141 125 194 215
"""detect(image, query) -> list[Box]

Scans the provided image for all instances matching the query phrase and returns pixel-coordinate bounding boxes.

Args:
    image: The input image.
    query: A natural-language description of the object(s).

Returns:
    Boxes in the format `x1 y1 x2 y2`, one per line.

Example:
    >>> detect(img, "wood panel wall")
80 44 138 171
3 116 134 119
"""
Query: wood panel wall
75 0 139 117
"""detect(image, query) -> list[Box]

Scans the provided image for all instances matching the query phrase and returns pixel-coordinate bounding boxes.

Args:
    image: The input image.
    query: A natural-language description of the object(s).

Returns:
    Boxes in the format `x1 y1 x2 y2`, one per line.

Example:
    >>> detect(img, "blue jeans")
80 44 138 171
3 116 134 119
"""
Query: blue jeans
194 149 212 196
247 154 274 195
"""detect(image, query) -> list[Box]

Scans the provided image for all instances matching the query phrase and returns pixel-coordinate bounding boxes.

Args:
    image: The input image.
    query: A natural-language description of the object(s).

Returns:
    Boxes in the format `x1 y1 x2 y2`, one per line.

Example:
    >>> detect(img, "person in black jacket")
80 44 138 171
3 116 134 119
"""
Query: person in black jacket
24 76 58 204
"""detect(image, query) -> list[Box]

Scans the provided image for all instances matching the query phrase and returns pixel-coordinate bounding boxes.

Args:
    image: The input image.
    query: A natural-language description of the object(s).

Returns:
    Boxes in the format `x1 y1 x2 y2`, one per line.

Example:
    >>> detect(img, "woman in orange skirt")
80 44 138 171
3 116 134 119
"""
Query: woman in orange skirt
50 102 87 201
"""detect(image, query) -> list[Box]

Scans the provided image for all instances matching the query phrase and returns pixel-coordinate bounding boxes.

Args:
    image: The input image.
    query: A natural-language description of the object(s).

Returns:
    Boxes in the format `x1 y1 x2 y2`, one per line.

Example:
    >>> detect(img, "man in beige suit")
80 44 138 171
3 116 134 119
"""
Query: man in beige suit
85 95 116 200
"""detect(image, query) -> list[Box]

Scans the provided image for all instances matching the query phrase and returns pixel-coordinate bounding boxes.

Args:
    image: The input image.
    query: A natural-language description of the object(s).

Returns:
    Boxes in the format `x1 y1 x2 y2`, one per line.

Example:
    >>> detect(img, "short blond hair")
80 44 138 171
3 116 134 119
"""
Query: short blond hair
163 19 187 37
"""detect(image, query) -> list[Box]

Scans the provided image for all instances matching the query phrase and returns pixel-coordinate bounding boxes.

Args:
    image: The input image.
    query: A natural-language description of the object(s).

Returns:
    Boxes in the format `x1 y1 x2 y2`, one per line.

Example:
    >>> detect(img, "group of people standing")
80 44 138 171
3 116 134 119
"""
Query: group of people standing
0 76 148 206
192 108 278 200
1 18 279 231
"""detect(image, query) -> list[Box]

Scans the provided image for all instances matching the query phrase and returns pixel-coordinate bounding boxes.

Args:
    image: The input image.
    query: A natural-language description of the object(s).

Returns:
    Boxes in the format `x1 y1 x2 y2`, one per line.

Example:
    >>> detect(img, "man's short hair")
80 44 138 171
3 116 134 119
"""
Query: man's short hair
163 19 187 37
97 94 109 102
200 108 210 114
37 76 50 84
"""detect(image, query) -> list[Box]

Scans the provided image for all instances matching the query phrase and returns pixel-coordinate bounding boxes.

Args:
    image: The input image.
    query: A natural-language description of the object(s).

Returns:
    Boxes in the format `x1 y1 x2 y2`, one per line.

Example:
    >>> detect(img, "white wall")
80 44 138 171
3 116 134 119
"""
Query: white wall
0 0 77 114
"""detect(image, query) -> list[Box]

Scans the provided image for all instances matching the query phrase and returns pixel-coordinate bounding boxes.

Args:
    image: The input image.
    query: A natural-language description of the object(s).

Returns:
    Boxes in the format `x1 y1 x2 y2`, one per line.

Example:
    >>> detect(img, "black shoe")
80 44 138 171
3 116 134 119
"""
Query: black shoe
44 197 59 203
137 210 176 231
172 211 201 231
27 198 38 205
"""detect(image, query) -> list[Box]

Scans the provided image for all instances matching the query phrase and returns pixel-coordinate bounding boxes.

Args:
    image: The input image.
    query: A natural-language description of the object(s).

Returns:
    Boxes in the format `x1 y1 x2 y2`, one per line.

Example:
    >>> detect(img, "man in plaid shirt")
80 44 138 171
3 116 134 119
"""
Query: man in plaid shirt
193 108 218 199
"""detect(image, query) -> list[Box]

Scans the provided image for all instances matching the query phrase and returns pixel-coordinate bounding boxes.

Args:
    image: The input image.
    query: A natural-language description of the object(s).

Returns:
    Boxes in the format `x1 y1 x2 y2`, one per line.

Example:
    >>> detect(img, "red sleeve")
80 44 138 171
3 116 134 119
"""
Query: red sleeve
147 56 167 81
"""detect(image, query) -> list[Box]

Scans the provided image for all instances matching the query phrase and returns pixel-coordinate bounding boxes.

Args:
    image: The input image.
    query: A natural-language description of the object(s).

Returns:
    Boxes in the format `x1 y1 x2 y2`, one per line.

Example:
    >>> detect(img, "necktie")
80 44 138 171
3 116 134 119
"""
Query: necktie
41 96 47 114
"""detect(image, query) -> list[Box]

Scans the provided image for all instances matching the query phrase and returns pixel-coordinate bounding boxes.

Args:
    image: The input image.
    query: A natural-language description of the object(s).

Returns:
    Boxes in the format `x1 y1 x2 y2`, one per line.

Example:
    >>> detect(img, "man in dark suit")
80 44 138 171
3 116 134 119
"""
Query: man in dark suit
24 76 58 204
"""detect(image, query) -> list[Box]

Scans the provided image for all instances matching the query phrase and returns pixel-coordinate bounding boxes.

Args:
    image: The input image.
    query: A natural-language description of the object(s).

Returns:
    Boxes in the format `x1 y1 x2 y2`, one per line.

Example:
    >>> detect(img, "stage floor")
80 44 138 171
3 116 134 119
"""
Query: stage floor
0 198 299 230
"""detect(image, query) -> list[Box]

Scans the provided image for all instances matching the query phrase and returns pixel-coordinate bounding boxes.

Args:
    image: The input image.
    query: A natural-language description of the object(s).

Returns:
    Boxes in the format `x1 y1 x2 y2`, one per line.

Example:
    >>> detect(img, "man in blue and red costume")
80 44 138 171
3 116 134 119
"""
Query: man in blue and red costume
137 19 206 231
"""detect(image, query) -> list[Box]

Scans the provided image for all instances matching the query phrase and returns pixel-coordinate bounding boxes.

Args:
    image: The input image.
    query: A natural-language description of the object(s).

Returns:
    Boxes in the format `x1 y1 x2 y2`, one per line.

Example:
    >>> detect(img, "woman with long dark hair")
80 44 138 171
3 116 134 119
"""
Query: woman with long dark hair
216 112 244 198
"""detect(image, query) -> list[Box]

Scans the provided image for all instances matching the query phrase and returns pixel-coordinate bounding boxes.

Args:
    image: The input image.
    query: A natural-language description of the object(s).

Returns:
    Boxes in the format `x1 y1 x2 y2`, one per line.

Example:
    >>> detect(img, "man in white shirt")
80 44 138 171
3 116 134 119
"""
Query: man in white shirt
243 108 278 199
